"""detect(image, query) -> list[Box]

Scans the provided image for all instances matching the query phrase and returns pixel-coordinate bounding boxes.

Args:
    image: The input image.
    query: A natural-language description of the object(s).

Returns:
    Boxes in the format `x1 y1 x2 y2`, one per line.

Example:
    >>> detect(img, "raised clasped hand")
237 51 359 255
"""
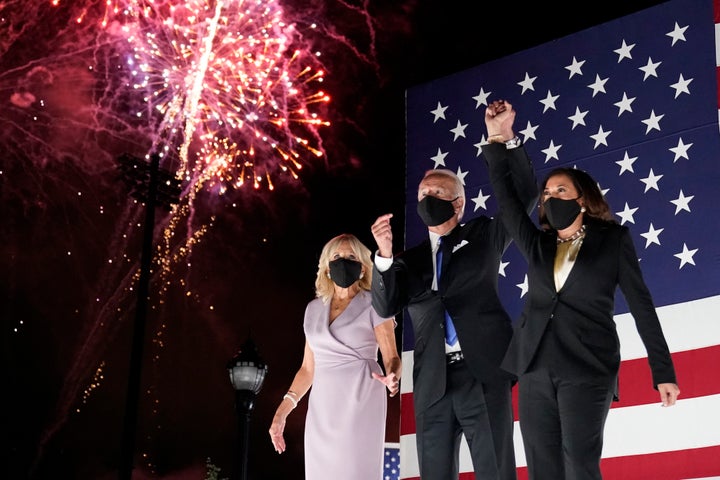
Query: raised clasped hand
484 99 516 136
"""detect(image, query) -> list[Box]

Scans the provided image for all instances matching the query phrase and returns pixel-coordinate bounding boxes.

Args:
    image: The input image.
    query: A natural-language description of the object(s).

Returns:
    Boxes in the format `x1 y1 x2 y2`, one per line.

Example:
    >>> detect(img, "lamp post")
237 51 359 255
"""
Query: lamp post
227 337 268 480
116 153 181 480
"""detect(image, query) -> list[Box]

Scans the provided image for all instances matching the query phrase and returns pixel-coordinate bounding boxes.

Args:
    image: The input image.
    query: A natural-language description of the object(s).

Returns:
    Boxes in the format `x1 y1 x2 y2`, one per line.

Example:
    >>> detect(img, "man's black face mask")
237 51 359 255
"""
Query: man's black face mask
417 195 456 227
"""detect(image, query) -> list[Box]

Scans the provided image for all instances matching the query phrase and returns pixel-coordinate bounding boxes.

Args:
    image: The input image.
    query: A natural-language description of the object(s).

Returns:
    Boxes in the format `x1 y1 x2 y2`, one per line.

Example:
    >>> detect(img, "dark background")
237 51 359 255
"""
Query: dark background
1 1 665 479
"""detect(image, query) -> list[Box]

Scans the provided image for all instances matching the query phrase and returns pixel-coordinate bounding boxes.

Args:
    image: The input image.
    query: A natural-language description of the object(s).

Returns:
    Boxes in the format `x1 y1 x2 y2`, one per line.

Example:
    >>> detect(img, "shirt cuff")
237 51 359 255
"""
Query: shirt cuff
374 251 393 272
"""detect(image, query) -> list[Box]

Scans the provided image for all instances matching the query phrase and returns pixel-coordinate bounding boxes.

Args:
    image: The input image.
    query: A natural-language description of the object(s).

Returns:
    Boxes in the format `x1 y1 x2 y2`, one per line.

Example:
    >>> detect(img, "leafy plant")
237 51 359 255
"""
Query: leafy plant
204 457 228 480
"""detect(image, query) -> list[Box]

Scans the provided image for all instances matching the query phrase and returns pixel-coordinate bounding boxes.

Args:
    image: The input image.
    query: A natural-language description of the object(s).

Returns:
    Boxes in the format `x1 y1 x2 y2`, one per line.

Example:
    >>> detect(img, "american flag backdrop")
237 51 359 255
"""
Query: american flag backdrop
384 442 400 480
400 0 720 479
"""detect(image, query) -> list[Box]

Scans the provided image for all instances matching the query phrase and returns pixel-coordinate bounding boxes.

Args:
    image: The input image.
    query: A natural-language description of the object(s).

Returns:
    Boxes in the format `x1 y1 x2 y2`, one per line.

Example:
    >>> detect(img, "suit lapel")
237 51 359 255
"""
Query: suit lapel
418 239 435 286
438 225 461 279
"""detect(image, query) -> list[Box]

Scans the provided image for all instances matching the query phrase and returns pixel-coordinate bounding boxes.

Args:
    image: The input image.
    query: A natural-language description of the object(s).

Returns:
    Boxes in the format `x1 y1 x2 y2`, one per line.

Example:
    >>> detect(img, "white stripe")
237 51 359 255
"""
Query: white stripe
715 20 720 67
401 296 720 395
399 394 720 478
617 295 720 359
601 394 720 458
400 350 414 394
398 434 419 479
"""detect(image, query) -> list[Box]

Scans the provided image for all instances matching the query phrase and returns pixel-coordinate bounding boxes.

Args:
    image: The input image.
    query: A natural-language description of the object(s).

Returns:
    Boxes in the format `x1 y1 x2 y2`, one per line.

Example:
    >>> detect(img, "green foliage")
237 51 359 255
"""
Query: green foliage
204 457 228 480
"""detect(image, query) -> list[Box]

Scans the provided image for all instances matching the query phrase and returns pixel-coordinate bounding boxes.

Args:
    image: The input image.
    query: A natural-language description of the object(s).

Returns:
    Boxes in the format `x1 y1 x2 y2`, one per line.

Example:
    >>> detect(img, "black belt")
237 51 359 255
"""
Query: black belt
446 351 464 365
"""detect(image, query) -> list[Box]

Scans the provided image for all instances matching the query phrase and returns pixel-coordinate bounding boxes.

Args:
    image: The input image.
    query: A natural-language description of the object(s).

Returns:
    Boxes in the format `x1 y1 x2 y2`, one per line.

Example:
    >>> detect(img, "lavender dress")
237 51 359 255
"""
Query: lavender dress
303 290 393 480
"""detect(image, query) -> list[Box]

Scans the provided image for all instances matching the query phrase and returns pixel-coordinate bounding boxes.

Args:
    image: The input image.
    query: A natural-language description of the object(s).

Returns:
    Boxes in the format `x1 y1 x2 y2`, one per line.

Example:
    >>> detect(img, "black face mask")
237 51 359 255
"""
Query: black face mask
544 197 582 230
416 196 456 227
328 258 362 288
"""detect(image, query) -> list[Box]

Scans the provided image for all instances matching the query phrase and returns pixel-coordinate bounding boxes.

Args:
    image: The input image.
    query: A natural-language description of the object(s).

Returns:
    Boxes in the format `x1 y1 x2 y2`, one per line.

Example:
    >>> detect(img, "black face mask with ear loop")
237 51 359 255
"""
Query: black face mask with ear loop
328 258 362 288
416 196 456 226
544 197 582 230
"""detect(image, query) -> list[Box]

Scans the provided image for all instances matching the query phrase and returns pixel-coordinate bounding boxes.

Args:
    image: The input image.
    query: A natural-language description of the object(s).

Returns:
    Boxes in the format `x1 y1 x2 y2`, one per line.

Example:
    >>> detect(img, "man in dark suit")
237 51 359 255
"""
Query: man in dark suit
369 127 537 480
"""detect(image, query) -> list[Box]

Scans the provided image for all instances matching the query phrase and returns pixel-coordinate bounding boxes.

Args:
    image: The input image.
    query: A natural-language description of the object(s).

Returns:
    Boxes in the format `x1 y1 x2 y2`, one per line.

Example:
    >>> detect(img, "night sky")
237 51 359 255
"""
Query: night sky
1 1 665 479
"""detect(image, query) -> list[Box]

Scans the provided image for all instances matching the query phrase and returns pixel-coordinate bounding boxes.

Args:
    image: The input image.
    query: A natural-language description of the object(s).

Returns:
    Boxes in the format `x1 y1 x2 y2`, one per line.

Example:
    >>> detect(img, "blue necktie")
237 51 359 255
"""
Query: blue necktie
436 238 458 346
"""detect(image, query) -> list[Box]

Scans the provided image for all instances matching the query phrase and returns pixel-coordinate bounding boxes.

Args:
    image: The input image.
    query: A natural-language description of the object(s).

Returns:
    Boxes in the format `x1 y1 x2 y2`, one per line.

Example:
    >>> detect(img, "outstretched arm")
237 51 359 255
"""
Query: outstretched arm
268 340 314 454
482 100 540 259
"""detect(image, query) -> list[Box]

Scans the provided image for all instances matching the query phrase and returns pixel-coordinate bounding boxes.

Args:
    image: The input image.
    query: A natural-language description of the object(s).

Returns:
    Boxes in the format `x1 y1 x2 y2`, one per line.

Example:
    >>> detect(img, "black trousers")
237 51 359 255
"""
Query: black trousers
415 360 516 480
518 368 615 480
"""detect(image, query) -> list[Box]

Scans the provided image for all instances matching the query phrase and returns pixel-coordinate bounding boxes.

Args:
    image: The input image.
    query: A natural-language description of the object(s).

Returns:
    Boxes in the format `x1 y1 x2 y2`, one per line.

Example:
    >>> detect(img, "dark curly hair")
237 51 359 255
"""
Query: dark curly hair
538 167 615 229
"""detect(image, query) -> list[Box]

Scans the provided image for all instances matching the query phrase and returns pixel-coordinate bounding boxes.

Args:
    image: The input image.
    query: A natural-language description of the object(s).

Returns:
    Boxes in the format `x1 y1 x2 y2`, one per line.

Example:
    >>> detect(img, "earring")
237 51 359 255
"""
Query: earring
360 272 364 279
581 206 586 213
326 271 331 279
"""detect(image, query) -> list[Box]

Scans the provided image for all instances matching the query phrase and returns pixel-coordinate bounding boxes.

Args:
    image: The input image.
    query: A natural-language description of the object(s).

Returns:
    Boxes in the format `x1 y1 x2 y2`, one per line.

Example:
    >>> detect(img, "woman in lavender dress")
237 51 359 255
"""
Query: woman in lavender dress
269 233 402 479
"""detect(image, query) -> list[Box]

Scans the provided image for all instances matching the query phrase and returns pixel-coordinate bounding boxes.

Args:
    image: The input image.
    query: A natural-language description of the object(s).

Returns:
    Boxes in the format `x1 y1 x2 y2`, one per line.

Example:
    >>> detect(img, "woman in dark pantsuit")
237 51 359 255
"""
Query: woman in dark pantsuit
481 100 680 480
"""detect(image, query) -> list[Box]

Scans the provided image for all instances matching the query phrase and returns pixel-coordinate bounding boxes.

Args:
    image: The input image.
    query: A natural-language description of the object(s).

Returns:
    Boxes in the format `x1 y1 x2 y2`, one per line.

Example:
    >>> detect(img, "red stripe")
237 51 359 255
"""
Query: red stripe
615 345 720 408
716 65 720 108
401 345 720 435
598 446 720 479
399 392 416 436
400 445 720 479
517 446 720 479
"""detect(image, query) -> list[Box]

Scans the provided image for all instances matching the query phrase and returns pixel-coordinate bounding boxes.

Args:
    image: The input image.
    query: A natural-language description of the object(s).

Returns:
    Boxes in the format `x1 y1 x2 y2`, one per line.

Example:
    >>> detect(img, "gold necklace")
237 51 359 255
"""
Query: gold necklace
557 225 586 244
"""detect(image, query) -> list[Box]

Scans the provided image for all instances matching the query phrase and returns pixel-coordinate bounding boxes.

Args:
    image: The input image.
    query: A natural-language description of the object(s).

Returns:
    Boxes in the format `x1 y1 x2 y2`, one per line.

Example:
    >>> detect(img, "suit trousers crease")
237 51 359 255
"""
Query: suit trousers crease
416 360 516 480
519 368 615 480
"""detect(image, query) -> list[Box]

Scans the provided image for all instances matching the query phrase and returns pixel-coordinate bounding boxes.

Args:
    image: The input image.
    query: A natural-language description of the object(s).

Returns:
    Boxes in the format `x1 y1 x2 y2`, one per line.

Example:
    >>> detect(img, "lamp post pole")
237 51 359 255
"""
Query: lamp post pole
116 153 181 480
227 338 268 480
235 390 255 480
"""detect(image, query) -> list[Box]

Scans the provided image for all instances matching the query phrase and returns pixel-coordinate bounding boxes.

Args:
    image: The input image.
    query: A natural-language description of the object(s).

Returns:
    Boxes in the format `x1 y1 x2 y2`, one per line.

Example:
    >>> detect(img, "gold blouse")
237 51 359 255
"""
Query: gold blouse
554 229 585 291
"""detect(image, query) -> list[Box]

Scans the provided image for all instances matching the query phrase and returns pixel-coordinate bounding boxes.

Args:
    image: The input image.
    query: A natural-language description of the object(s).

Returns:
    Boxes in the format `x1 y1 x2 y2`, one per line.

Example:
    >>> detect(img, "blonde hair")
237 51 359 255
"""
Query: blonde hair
314 233 373 303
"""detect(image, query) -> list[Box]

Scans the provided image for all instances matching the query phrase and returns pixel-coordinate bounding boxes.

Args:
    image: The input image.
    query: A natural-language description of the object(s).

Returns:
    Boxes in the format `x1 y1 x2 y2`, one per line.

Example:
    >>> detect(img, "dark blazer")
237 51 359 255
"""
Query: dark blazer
484 142 676 396
372 145 537 415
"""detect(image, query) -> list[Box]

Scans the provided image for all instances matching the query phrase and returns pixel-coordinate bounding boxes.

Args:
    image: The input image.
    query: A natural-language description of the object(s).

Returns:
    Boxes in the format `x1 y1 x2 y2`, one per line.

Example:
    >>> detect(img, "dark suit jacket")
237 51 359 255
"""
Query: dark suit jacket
484 142 676 397
372 145 537 415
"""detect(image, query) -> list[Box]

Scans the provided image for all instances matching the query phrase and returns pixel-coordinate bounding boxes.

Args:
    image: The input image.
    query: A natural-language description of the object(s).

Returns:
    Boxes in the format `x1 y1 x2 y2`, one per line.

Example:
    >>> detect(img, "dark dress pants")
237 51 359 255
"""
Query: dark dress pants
415 359 517 480
518 368 615 480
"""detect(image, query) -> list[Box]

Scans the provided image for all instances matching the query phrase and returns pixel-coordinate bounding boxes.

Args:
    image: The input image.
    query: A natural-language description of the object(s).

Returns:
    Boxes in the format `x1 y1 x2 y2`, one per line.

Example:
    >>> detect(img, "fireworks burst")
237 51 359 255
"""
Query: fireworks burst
102 0 331 192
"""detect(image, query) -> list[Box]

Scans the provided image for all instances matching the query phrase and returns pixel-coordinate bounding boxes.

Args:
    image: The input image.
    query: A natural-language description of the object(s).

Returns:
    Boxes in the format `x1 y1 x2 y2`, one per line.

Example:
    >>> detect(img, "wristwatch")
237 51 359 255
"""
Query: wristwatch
504 136 522 149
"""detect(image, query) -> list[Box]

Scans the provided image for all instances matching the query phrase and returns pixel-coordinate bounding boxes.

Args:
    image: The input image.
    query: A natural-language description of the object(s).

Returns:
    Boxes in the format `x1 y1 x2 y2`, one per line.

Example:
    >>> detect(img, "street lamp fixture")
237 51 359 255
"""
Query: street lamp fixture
228 337 268 396
227 337 268 480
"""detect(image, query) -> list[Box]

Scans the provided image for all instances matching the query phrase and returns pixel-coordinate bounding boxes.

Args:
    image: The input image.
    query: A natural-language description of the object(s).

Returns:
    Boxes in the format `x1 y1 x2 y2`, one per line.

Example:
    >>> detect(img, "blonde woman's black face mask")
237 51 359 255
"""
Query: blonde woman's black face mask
329 258 362 288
